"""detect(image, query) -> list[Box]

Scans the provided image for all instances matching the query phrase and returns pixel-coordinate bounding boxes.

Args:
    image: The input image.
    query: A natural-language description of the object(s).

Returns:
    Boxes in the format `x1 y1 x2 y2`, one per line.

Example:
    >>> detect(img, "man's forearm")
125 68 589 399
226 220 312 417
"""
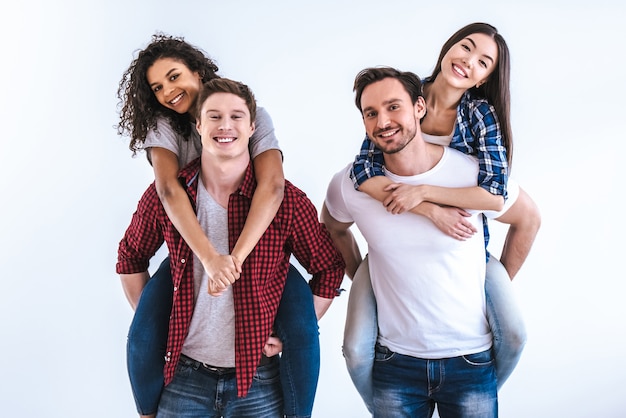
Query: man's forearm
120 272 150 310
313 295 334 320
496 188 541 279
499 223 538 279
321 205 362 279
330 229 362 279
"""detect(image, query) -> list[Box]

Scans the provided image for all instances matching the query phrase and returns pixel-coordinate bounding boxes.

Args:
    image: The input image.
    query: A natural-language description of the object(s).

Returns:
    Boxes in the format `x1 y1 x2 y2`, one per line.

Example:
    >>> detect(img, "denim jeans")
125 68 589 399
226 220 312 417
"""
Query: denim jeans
127 256 172 415
342 256 376 413
273 265 320 418
484 255 527 389
343 256 525 411
372 345 497 418
157 354 283 417
126 258 318 417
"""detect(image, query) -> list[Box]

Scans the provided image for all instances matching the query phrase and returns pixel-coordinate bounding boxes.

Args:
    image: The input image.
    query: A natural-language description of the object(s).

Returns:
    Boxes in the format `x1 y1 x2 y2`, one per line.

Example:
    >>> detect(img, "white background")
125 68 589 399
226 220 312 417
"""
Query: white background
1 1 624 417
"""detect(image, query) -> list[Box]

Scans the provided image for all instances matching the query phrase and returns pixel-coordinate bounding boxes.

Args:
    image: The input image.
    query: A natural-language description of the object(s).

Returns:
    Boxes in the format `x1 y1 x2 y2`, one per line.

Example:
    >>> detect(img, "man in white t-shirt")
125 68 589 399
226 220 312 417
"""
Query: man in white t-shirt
322 67 498 417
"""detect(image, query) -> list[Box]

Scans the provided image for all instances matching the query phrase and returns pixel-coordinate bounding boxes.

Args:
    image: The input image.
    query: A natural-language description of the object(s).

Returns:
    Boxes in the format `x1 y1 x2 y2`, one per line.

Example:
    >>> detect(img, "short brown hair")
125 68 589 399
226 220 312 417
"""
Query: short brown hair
195 78 257 122
353 67 423 114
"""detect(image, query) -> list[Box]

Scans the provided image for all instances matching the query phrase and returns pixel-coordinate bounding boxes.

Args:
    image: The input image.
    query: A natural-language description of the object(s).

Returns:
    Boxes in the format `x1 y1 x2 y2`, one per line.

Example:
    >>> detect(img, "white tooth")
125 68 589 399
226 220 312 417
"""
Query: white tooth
170 94 183 104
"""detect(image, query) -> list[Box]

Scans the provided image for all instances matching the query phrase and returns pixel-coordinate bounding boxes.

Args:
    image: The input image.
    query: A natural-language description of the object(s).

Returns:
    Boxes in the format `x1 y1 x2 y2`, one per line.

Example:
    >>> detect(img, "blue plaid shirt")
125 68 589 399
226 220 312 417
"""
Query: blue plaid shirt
350 88 510 258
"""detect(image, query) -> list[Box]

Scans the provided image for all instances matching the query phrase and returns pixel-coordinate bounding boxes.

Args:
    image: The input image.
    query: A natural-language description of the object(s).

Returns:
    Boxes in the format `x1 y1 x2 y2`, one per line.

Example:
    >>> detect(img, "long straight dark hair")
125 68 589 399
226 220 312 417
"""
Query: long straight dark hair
429 23 513 166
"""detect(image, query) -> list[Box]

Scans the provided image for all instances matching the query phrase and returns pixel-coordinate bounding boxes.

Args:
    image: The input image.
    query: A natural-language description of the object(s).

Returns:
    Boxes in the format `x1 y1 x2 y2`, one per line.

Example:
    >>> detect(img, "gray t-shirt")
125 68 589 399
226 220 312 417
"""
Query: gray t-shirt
182 177 236 367
143 107 281 169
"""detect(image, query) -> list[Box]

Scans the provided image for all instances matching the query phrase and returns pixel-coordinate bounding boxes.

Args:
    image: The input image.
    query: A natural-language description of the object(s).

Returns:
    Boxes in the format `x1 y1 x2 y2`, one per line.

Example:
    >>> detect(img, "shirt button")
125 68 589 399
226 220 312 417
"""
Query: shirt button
180 258 186 264
173 286 178 292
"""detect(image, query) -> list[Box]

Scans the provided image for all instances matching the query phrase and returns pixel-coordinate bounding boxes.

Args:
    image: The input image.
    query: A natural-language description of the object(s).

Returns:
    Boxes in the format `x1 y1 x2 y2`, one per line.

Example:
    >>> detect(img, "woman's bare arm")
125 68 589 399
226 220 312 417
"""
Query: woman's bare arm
231 149 284 264
359 176 479 239
150 147 240 289
383 182 504 213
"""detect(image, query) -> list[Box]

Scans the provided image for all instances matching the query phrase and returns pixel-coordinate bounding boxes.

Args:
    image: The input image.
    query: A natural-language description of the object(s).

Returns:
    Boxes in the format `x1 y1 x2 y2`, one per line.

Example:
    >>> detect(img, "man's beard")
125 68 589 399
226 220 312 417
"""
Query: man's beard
376 124 417 155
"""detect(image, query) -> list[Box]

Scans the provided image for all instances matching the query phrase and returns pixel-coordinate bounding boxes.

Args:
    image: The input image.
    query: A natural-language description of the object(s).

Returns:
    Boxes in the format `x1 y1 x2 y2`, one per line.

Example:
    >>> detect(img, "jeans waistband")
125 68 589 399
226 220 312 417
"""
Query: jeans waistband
180 354 236 375
179 353 275 375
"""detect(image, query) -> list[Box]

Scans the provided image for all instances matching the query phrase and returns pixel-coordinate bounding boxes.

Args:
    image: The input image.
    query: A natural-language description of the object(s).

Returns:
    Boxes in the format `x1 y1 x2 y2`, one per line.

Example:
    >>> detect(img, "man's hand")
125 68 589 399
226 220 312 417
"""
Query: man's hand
262 335 283 357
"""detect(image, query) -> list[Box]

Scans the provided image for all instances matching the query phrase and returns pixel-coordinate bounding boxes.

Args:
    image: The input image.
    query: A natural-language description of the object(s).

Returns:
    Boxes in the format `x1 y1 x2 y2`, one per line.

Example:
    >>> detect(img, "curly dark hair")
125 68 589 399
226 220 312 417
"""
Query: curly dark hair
116 33 220 154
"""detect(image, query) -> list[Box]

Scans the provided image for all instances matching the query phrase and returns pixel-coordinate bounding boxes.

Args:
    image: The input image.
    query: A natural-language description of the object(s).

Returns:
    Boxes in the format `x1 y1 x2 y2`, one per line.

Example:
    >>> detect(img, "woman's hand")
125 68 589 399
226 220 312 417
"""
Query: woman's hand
205 254 242 296
383 183 426 214
429 205 478 240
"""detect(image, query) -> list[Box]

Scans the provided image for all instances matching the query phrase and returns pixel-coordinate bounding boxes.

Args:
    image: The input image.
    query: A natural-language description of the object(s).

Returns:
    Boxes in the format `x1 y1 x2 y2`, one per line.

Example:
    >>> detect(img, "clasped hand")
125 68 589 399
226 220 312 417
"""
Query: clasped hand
202 254 242 296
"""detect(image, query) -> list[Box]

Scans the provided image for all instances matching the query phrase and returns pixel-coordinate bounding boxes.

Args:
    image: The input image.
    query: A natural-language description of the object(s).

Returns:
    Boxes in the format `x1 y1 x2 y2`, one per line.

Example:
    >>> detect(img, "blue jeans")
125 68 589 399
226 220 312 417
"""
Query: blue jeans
372 345 497 418
126 259 318 417
342 256 376 413
127 257 172 415
273 265 320 418
157 354 283 417
484 255 527 389
343 256 525 411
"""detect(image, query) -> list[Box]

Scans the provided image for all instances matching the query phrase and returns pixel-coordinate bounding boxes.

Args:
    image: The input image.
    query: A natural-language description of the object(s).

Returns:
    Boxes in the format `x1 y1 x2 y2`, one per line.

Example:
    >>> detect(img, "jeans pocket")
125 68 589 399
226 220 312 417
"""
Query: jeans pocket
374 344 395 363
252 361 281 384
175 359 196 377
462 349 494 366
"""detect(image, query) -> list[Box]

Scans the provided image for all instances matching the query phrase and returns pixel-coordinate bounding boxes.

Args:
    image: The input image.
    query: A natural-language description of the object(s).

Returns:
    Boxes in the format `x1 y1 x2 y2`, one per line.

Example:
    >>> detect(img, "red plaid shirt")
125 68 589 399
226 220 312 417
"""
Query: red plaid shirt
117 158 345 397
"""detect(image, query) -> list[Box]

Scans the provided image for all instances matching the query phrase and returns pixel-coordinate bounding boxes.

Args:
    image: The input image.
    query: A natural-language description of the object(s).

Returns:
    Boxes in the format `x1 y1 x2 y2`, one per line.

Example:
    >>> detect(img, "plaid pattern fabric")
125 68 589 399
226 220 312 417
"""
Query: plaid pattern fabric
117 158 345 397
349 88 510 258
450 90 508 199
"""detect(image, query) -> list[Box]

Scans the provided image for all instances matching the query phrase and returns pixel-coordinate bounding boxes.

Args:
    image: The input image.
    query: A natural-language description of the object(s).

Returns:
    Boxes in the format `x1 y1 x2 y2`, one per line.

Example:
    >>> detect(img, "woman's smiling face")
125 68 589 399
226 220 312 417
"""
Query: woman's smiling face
440 32 498 90
146 57 203 116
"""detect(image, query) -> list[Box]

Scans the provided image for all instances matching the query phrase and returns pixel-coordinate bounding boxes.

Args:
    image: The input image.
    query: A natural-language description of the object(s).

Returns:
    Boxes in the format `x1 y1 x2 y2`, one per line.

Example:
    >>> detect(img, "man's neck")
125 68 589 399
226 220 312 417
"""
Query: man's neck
384 136 444 177
200 153 250 208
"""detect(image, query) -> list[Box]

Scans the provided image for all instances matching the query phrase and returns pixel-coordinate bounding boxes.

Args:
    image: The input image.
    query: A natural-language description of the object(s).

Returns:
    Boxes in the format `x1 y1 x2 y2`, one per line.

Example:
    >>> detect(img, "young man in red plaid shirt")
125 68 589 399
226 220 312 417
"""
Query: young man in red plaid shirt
117 78 345 417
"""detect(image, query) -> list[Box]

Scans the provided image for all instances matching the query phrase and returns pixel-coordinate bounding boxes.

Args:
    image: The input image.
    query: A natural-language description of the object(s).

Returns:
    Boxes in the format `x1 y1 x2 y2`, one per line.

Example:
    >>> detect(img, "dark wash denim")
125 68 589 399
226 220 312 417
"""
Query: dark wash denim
157 354 283 417
126 257 319 417
372 344 498 418
343 256 526 412
126 257 172 415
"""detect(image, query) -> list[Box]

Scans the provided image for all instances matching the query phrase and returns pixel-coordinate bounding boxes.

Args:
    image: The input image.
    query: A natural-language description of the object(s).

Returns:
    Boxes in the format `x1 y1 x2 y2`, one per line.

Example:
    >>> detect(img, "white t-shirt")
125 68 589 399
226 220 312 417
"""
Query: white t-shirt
143 106 281 169
326 147 505 359
422 132 520 215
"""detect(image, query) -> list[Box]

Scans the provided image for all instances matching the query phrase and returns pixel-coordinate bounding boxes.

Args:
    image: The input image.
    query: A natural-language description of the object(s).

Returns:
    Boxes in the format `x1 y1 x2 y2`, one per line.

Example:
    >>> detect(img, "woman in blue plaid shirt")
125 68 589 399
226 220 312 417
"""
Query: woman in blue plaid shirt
343 22 541 413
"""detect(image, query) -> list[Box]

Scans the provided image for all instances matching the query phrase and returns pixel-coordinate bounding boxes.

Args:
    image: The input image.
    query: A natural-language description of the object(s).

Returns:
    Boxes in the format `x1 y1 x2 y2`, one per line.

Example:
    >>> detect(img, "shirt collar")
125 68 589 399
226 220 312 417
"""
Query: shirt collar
178 157 257 198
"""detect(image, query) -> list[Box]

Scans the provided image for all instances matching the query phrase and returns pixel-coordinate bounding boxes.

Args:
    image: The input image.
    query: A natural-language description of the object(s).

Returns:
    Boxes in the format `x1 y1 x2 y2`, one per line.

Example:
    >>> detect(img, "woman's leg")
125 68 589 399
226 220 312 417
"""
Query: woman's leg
485 256 527 390
342 256 377 413
126 256 173 416
273 264 319 418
